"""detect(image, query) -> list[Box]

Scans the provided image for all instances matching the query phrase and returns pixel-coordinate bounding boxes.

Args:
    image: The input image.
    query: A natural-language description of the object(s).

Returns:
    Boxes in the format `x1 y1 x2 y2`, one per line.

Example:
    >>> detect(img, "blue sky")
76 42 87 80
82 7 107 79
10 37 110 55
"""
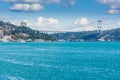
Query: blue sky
0 0 120 31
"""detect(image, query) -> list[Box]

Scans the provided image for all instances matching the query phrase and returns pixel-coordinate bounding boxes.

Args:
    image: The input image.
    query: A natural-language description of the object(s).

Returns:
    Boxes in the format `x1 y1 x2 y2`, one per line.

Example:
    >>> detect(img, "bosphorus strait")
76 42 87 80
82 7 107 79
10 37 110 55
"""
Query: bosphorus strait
0 42 120 80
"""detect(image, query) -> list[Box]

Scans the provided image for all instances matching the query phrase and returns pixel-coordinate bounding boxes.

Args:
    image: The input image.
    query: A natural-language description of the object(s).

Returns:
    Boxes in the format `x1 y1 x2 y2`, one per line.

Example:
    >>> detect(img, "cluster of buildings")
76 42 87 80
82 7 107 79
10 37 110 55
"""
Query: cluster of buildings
0 22 29 42
0 29 3 37
0 27 12 42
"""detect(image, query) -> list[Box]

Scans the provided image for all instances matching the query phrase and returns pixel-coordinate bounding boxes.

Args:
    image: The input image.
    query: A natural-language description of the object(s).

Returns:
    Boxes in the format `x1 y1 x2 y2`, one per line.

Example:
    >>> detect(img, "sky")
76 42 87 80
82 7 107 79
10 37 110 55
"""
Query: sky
0 0 120 31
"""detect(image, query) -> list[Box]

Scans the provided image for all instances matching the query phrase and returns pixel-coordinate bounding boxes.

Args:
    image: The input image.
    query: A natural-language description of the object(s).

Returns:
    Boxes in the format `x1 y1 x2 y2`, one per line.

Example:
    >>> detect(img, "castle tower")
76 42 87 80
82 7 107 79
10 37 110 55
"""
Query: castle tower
20 22 27 27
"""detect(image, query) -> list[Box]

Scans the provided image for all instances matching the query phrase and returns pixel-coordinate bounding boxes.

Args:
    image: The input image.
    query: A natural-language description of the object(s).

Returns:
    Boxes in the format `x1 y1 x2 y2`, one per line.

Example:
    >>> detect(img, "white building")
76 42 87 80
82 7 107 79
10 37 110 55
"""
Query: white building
98 37 105 42
0 29 4 38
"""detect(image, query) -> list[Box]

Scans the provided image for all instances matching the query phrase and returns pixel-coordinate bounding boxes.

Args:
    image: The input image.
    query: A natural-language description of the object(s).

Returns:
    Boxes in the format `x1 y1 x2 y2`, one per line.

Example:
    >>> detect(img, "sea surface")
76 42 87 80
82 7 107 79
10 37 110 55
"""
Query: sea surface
0 42 120 80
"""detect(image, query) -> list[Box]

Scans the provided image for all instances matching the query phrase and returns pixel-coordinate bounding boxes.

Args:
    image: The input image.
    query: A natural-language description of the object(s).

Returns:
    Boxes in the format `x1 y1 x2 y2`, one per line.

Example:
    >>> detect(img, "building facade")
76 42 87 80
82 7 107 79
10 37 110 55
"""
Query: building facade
0 29 4 38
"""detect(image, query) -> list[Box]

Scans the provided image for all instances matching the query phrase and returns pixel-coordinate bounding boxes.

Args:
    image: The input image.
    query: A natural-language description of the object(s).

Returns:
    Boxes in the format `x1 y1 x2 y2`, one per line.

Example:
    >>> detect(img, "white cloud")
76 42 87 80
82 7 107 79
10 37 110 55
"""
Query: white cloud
11 20 19 25
10 17 60 31
20 0 40 3
118 22 120 26
47 0 60 4
1 0 61 3
1 0 75 4
99 0 120 14
1 0 17 3
74 17 90 26
0 0 76 11
0 15 9 19
47 18 59 25
9 17 97 31
99 0 120 8
30 17 60 30
1 0 35 3
10 3 43 11
37 17 59 26
69 17 96 31
66 26 96 32
68 0 75 5
107 9 120 14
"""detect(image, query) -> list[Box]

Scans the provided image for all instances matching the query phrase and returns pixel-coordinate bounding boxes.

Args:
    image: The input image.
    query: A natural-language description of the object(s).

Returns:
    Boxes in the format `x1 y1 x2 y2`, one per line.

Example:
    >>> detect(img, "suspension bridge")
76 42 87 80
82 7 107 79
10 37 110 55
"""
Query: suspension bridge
38 18 119 34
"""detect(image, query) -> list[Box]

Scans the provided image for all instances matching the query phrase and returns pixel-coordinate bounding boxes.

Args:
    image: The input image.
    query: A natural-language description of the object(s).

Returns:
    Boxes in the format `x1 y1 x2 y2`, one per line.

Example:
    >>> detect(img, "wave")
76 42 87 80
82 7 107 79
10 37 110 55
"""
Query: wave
0 58 34 66
0 75 25 80
0 58 59 68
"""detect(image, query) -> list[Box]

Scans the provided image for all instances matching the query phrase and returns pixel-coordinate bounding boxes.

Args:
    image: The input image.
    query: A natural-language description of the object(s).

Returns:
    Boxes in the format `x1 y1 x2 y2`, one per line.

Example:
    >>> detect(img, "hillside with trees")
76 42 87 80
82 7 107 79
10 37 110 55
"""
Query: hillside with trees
0 21 57 41
51 28 120 42
1 21 120 42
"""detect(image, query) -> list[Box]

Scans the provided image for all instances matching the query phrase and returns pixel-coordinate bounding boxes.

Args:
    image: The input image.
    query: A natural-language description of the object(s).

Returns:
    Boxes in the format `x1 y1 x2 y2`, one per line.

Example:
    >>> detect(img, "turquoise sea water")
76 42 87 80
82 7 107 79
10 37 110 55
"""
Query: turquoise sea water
0 42 120 80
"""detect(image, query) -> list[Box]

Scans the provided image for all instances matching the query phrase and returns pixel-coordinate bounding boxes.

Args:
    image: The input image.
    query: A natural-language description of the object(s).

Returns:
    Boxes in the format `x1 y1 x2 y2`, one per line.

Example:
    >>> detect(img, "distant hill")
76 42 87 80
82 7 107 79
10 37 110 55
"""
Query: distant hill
51 28 120 42
0 21 57 41
1 21 120 42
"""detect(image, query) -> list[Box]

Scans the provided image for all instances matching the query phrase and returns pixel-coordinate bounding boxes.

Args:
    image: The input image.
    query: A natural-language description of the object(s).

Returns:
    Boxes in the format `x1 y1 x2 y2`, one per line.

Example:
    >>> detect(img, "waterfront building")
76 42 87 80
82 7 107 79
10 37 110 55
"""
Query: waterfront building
0 29 4 38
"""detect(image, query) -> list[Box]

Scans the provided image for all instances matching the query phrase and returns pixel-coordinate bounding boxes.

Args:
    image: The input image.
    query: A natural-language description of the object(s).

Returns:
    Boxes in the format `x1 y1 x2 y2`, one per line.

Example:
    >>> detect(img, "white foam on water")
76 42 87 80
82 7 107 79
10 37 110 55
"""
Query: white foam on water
38 63 58 68
24 45 60 51
0 58 58 68
0 58 34 66
7 76 24 80
0 52 40 57
5 75 25 80
0 74 25 80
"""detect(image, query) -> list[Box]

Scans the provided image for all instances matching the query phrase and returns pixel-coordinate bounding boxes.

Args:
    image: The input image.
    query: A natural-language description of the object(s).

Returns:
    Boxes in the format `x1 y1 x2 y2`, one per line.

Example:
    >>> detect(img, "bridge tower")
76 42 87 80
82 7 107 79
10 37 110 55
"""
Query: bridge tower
97 20 102 33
